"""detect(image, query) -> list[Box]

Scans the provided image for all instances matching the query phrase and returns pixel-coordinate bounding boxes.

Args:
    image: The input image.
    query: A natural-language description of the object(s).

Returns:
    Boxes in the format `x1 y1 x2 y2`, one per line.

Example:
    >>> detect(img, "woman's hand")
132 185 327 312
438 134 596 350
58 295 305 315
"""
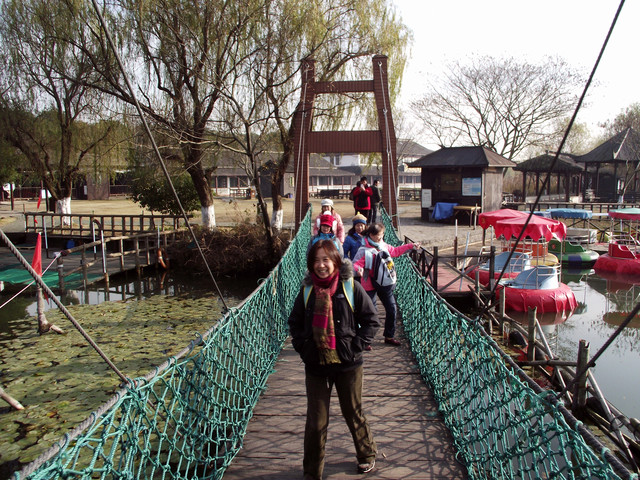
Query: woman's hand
413 242 421 250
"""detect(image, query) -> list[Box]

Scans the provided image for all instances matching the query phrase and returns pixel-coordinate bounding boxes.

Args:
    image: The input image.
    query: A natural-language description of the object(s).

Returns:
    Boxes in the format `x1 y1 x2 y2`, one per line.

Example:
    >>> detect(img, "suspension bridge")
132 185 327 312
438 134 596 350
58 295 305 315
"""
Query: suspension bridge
7 207 635 480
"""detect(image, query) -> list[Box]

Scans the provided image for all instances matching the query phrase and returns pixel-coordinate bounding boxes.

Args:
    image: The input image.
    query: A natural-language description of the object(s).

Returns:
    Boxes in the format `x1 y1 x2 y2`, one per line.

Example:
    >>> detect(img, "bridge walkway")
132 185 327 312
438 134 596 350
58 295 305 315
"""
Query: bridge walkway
223 315 467 480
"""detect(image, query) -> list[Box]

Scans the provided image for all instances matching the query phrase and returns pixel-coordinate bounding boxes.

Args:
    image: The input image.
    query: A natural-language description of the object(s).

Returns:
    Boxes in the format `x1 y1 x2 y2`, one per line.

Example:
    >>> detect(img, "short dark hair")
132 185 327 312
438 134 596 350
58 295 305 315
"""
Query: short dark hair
373 179 379 185
307 239 342 273
360 176 368 182
364 222 385 238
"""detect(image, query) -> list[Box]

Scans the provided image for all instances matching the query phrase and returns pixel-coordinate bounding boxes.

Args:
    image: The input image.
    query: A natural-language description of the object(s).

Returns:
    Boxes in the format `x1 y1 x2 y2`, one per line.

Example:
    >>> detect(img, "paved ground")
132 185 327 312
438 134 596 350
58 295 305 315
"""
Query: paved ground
0 197 486 252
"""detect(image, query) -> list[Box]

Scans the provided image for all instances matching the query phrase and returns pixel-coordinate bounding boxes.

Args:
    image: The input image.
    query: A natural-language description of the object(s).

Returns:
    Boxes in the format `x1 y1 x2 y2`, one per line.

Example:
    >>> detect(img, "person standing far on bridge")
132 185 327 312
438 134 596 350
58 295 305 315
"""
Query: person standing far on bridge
353 222 420 347
308 212 344 257
312 198 345 243
370 179 382 223
353 176 373 221
289 240 379 480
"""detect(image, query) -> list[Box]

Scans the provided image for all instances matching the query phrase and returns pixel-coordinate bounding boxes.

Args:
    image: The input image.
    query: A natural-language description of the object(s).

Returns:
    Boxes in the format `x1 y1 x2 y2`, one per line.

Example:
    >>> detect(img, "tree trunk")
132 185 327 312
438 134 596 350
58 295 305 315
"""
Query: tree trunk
200 204 216 229
187 162 216 229
56 196 72 226
270 149 289 231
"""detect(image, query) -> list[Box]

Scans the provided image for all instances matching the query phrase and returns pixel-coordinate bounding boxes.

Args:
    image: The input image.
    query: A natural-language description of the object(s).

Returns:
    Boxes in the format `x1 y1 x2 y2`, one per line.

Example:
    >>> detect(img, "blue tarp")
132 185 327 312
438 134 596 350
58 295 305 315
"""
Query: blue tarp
432 202 458 221
548 208 592 219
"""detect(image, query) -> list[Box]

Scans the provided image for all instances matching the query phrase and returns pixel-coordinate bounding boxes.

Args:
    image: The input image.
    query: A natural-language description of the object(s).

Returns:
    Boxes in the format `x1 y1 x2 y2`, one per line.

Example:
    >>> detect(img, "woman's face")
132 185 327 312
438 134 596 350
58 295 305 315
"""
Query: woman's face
322 205 332 213
354 223 365 234
313 247 336 279
369 229 384 243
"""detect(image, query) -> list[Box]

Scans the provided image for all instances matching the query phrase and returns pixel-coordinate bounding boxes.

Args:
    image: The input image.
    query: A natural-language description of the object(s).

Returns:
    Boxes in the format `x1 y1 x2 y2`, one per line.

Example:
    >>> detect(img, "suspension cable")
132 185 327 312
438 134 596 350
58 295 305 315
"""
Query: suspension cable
89 0 228 311
0 229 130 385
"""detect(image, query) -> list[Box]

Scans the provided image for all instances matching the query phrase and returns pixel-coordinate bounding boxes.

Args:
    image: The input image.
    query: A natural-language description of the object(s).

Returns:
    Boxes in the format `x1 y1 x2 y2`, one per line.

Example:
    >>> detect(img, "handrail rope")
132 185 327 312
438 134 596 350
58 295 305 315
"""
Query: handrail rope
0 229 130 386
0 253 59 311
478 0 626 321
377 61 399 228
88 0 228 311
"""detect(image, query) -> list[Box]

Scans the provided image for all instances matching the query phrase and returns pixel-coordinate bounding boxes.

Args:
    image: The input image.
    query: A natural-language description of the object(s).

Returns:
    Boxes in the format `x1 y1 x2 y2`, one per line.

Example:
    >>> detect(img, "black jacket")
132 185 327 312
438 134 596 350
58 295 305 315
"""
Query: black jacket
288 259 379 376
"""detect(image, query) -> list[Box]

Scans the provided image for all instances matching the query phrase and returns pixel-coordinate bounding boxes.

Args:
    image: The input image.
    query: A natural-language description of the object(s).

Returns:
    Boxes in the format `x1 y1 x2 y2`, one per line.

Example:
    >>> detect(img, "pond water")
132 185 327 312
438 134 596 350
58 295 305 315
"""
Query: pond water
507 269 640 422
0 269 260 336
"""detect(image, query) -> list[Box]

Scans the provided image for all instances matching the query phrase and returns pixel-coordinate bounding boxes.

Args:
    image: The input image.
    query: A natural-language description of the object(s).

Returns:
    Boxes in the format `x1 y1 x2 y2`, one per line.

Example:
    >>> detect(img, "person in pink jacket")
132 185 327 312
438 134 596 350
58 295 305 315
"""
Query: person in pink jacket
352 222 420 347
313 198 345 243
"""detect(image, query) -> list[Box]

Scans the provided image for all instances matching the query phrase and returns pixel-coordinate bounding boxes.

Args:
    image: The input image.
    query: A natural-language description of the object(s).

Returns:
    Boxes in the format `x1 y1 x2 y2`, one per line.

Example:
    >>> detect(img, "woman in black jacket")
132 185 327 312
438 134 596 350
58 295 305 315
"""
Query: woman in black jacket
289 240 379 480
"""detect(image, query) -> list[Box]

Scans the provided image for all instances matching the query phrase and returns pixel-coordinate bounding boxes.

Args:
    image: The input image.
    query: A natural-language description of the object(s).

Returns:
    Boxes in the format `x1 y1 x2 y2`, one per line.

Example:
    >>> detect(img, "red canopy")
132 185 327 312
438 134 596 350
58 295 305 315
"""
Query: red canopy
494 214 566 241
478 209 528 230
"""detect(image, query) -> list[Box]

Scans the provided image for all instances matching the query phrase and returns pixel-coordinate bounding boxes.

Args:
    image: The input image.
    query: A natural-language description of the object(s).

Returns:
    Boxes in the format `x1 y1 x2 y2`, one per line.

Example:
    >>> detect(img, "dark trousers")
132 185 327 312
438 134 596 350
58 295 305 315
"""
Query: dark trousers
303 366 377 479
370 203 379 223
366 285 397 339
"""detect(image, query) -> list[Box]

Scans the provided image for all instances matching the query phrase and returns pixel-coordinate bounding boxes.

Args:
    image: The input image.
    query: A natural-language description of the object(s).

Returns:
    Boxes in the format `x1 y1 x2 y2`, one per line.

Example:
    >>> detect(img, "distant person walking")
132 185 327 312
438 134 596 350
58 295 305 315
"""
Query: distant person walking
353 176 372 220
313 199 345 243
308 212 344 257
370 179 382 223
353 222 420 347
343 213 367 262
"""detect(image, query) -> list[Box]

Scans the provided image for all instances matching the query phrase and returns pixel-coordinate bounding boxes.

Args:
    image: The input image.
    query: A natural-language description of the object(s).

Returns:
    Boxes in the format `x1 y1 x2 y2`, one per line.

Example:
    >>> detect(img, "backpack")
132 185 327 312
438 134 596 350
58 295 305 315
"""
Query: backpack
364 249 397 289
348 187 357 201
304 278 355 311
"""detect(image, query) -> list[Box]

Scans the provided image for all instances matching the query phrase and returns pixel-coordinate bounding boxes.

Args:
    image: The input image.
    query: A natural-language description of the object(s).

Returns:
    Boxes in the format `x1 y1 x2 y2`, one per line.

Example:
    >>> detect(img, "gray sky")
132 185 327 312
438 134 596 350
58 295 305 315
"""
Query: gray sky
394 0 639 148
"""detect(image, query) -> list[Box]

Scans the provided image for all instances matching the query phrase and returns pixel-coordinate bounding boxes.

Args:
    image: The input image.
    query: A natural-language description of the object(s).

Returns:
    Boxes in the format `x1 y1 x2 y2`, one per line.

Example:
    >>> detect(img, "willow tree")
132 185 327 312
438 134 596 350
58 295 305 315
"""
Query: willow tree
0 0 113 219
76 0 262 229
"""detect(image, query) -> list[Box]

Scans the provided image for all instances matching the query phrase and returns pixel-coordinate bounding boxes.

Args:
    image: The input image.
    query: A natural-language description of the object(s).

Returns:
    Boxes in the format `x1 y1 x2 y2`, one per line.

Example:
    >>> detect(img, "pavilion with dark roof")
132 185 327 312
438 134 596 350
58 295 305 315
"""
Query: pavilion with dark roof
409 146 515 221
513 153 583 202
575 127 640 202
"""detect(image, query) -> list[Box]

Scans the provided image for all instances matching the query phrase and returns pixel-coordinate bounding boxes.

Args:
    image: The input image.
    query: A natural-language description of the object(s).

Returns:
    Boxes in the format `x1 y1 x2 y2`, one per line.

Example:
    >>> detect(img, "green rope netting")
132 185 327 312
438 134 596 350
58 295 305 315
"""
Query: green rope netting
13 210 313 480
13 206 635 480
381 207 635 480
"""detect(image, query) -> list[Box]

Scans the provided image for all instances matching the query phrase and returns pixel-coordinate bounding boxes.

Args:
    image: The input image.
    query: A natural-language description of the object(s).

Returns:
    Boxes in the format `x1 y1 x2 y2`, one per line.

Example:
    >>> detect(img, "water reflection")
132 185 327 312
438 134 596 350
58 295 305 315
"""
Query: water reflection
505 268 640 421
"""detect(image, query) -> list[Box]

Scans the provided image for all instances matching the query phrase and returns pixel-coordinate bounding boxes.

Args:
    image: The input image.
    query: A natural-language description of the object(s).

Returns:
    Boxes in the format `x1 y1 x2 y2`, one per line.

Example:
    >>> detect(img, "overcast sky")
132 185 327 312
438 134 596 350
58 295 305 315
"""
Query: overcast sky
393 0 639 148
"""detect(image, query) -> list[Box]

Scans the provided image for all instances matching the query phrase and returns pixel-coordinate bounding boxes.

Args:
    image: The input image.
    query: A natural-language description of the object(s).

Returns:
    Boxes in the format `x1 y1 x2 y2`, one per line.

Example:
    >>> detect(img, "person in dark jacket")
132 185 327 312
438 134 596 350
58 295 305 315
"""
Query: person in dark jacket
343 213 367 261
289 240 379 479
370 179 382 223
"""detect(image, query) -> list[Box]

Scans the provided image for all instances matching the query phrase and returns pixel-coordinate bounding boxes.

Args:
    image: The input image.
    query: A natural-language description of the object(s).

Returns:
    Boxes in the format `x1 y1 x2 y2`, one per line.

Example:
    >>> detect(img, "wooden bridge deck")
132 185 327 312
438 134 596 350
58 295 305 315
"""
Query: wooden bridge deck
223 320 468 479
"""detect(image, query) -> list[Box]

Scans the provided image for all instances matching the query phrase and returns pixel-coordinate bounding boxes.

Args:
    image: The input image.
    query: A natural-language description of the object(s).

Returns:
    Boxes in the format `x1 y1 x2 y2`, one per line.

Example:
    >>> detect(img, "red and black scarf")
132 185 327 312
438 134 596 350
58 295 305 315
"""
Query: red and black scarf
310 271 341 365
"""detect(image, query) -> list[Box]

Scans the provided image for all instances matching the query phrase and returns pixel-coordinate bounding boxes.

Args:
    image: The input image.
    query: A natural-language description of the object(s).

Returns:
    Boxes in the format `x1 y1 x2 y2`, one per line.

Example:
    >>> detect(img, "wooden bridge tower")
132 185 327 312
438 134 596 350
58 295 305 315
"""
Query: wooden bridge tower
291 55 399 229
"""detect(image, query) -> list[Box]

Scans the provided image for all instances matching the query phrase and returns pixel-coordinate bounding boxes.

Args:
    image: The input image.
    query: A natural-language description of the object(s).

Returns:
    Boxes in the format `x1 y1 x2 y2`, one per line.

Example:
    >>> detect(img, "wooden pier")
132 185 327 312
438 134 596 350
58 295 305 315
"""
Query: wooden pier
223 319 467 479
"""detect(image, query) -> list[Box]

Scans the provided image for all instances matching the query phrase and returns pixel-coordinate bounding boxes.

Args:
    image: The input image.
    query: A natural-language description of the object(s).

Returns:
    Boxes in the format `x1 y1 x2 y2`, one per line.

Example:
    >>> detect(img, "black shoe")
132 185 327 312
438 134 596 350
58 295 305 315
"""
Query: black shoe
357 459 375 474
384 337 401 346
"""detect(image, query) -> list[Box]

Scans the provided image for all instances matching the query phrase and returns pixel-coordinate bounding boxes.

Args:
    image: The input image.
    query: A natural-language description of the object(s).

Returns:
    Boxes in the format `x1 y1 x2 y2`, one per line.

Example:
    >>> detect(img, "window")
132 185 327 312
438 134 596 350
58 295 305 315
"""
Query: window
216 177 227 188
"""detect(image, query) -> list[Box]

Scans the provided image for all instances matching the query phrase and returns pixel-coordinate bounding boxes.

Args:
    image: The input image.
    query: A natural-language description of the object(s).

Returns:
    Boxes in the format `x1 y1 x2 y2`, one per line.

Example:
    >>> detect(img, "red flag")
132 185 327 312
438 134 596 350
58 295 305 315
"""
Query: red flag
36 195 42 210
32 233 42 276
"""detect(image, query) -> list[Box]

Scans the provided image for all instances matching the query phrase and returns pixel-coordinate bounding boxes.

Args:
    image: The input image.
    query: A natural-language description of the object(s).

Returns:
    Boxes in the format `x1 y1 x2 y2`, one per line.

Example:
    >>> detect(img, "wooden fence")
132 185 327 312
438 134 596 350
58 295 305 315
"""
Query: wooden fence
24 212 191 238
